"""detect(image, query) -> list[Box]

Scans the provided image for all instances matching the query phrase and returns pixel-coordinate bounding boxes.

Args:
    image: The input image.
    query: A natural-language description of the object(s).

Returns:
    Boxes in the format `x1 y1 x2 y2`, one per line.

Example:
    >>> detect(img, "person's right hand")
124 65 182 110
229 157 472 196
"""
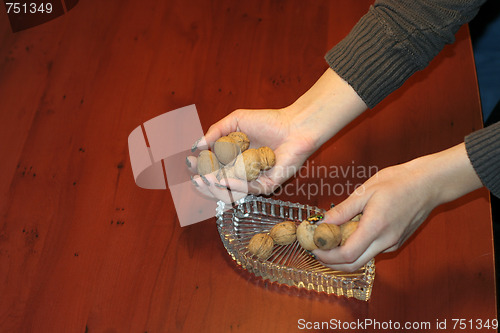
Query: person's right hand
313 143 483 272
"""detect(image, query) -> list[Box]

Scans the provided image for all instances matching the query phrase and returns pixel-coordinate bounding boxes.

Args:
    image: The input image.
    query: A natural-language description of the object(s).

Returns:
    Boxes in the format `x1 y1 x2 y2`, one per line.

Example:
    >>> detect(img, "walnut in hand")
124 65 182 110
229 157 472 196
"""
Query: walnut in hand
197 150 220 175
196 131 275 182
213 132 250 165
340 214 361 245
234 147 276 181
234 149 262 181
296 220 318 251
313 223 341 250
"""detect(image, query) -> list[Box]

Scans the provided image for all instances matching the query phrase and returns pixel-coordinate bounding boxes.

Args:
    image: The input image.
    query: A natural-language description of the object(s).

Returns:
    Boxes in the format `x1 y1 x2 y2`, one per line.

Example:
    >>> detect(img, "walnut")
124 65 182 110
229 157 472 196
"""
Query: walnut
350 213 362 222
227 132 250 152
340 220 359 246
213 132 250 165
248 233 274 260
196 150 220 175
213 136 240 165
234 149 262 181
270 221 297 245
202 131 275 182
258 146 276 170
296 220 318 251
313 223 341 250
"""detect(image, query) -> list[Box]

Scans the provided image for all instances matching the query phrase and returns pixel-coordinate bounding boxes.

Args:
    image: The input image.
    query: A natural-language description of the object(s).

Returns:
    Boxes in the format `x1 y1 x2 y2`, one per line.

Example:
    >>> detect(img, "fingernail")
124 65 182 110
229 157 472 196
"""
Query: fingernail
307 214 324 224
200 174 210 186
185 157 191 168
190 175 199 187
305 250 317 259
214 183 228 190
191 138 201 152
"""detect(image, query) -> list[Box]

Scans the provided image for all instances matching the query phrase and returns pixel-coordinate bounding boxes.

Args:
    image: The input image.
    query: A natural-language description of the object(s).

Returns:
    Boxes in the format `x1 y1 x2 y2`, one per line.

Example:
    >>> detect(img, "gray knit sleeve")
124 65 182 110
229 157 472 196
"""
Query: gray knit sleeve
325 0 486 108
465 122 500 198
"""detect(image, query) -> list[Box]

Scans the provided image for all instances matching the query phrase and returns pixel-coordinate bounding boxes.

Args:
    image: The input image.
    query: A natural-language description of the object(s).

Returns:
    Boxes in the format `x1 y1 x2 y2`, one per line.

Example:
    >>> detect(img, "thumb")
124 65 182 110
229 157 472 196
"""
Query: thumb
199 112 241 149
323 192 366 225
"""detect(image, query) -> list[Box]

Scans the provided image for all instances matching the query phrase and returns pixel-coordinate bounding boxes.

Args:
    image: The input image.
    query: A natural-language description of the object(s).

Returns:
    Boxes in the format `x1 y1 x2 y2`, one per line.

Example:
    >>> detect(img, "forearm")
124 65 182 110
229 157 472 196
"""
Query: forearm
285 68 367 150
406 142 483 206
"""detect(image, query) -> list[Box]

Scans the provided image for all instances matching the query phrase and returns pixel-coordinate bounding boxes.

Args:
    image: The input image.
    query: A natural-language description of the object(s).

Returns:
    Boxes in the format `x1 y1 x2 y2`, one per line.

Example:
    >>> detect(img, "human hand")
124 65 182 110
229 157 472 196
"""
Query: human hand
187 69 368 202
188 106 319 202
313 143 483 272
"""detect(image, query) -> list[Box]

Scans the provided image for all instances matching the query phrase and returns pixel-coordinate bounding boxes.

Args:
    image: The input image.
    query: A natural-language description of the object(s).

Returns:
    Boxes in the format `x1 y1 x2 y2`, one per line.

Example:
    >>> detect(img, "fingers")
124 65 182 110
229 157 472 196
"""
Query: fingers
323 188 366 225
316 241 380 272
313 212 394 272
313 188 385 271
218 173 278 196
190 172 248 204
197 111 241 149
313 180 413 271
218 177 252 193
186 156 198 174
313 212 378 268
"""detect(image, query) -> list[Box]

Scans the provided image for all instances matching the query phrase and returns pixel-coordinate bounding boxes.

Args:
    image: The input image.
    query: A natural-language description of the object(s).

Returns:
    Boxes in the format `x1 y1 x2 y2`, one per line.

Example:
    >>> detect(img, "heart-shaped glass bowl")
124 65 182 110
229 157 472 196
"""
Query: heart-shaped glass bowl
216 195 375 301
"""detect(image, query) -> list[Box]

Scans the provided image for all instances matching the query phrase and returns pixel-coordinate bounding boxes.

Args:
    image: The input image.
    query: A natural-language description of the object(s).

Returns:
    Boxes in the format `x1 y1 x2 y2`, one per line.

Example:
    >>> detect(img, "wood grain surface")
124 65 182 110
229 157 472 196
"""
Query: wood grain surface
0 0 496 332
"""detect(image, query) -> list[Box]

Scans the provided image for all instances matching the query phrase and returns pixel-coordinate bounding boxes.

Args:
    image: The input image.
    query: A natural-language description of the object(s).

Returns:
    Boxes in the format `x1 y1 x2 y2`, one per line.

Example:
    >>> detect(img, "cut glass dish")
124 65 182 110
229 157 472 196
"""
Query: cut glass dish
216 195 375 301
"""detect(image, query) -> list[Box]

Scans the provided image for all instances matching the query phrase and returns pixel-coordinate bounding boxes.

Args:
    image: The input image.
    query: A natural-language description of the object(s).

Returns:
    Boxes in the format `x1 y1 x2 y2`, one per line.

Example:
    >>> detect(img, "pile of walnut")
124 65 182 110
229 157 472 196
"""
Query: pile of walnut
196 132 276 182
248 214 362 260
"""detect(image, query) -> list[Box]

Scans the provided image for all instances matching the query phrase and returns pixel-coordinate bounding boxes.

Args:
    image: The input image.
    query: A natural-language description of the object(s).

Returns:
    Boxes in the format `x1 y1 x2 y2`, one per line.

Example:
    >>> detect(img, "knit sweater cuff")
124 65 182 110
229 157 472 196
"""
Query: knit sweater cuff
325 9 421 109
465 121 500 198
